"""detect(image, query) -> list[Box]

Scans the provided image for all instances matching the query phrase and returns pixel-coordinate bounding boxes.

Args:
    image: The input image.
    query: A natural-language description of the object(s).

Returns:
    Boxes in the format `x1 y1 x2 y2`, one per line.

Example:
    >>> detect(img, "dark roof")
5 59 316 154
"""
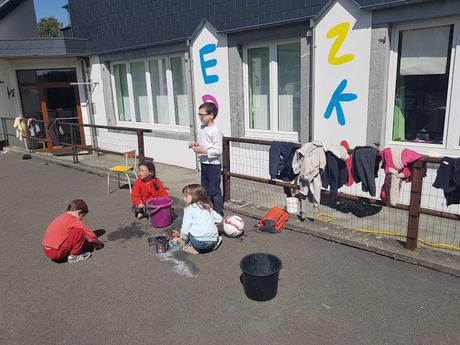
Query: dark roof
0 0 26 20
0 37 89 57
67 0 431 55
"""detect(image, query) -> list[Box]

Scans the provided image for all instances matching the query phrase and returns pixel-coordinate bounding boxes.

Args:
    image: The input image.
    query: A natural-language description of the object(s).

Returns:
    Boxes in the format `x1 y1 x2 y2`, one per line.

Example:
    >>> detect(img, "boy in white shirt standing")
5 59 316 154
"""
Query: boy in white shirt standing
189 102 224 216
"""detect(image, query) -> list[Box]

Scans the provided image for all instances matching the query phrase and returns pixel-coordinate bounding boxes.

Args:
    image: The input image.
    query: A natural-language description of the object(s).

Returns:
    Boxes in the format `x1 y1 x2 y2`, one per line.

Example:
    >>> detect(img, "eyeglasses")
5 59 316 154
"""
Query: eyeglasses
198 113 209 118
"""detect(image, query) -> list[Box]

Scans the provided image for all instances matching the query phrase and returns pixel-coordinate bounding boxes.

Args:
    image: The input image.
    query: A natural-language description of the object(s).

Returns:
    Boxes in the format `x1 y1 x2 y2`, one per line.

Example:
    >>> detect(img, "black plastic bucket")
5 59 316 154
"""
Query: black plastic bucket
240 253 282 301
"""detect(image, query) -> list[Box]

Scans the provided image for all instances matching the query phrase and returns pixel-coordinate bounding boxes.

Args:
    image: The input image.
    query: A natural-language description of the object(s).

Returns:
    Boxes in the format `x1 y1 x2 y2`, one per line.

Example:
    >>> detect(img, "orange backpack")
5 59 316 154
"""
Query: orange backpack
256 207 289 233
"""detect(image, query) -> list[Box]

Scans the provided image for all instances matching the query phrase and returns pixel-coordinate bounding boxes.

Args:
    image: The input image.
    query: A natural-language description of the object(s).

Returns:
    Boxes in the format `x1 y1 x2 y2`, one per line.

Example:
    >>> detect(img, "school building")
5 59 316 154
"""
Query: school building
1 0 460 212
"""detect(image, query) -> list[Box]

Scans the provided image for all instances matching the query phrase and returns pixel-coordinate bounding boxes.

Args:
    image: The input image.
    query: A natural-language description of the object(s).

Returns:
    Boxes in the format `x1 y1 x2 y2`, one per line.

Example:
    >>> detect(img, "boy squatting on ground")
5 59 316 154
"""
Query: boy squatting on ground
131 160 169 219
42 199 103 264
189 102 224 217
172 184 222 254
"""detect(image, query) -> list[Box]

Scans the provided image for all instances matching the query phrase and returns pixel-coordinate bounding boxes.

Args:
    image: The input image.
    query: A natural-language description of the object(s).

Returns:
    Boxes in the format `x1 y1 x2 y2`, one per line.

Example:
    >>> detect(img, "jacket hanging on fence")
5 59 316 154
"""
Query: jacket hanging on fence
269 141 297 181
27 118 41 137
322 151 348 201
432 157 460 206
292 142 326 209
13 117 28 141
351 146 381 197
47 119 64 146
379 147 424 206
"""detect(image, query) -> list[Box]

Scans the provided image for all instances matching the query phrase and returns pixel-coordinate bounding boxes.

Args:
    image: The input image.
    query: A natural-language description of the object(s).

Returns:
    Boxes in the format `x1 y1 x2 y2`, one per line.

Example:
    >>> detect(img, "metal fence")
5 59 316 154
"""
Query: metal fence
0 116 151 162
222 137 460 255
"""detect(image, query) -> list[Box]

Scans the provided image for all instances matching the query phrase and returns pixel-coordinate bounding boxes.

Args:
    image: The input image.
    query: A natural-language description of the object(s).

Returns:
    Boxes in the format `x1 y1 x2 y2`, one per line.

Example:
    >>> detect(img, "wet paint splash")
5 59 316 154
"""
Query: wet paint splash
156 251 199 278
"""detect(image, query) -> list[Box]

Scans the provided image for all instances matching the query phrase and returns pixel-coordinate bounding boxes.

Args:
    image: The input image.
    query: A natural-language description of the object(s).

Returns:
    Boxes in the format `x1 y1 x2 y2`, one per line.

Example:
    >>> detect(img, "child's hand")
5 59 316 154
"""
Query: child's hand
192 145 207 154
171 230 180 238
139 202 145 209
93 239 104 250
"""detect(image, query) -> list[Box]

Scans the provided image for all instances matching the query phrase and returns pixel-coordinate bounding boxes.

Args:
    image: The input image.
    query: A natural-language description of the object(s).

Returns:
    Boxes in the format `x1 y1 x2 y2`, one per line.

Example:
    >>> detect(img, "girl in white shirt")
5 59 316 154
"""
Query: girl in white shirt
178 184 222 254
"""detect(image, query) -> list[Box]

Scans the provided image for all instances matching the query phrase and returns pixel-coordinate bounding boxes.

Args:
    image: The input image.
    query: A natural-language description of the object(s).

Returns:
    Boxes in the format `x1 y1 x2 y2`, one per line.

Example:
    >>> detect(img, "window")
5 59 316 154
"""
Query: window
244 41 300 139
111 55 190 129
387 18 460 153
392 25 453 144
113 64 131 122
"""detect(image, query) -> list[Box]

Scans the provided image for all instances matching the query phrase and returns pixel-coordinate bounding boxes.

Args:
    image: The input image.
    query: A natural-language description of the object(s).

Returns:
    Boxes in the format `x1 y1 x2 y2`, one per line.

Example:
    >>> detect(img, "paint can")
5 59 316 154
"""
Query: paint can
286 197 299 214
155 236 169 253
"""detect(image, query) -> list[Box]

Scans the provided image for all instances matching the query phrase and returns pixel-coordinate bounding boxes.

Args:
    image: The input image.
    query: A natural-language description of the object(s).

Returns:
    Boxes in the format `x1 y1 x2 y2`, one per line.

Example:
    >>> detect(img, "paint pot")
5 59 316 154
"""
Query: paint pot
146 197 173 228
155 236 169 253
286 197 299 214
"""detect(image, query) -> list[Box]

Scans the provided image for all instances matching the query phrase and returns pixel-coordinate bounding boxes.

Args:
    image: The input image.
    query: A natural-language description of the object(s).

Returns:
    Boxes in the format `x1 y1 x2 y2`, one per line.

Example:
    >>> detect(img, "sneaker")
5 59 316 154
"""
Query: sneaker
213 236 223 251
68 252 92 264
182 244 199 255
137 212 144 219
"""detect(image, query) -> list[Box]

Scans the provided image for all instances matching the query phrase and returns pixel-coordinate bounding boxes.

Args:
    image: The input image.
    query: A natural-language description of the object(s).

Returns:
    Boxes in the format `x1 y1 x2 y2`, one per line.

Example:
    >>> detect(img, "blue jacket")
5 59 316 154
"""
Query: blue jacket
269 141 297 181
433 157 460 206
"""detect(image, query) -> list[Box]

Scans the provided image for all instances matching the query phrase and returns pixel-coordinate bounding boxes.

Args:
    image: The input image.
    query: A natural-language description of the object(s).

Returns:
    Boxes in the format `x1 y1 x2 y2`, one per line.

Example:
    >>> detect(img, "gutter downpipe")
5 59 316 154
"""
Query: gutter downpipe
80 57 99 154
308 19 315 142
186 38 200 171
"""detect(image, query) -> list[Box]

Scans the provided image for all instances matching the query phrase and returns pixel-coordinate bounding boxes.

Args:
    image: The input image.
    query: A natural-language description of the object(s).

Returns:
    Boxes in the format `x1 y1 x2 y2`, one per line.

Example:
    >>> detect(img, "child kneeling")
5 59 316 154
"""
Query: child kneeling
131 160 169 219
179 184 222 254
42 199 103 264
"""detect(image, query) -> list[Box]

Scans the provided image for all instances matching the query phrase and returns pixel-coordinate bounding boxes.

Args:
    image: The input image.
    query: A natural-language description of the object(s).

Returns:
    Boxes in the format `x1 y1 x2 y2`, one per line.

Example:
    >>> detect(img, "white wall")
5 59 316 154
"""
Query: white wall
191 21 232 136
0 59 19 117
313 0 372 147
0 0 38 39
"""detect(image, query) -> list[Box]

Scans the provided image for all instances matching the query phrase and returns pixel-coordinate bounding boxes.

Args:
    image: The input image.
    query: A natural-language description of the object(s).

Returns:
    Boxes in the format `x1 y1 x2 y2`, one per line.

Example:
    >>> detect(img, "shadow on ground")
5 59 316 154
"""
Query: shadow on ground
107 222 147 242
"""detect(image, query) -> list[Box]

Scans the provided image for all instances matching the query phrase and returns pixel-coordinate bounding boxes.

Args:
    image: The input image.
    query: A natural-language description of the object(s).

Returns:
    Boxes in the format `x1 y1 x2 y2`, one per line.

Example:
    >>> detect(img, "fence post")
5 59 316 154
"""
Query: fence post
406 159 425 250
137 130 145 161
223 137 231 202
1 118 8 146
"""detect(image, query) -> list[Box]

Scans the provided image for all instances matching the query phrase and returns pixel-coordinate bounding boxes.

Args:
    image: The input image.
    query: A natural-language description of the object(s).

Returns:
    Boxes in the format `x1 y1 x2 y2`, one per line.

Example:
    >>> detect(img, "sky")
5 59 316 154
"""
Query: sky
33 0 69 26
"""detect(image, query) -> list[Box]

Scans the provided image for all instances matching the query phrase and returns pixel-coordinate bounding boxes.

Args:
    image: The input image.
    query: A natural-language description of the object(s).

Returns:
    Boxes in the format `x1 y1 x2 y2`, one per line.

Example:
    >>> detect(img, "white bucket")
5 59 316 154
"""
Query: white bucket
286 197 299 214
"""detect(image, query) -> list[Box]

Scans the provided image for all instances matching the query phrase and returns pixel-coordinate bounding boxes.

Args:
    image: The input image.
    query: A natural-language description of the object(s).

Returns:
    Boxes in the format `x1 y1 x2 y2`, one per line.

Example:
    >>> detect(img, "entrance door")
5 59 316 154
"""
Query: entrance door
39 85 85 150
17 68 85 152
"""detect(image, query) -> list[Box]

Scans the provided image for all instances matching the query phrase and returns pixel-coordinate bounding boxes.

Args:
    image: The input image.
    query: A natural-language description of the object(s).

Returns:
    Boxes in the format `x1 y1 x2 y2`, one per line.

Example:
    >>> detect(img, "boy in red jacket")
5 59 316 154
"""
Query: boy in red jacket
42 199 103 264
131 160 169 219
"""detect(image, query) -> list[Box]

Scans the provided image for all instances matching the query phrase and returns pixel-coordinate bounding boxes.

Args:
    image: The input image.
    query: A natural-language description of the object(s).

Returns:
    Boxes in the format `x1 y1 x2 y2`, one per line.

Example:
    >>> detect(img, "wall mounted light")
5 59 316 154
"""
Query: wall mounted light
7 86 15 98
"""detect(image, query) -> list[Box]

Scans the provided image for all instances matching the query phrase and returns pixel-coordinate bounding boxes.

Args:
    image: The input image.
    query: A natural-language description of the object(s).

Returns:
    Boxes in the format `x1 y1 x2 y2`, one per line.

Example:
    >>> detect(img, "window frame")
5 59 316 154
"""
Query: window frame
385 16 460 155
243 39 300 142
110 53 190 133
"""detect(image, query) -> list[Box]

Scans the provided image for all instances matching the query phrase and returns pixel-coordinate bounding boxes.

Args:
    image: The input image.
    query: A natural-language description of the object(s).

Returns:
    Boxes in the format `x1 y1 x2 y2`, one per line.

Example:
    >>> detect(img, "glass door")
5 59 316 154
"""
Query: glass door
40 85 84 149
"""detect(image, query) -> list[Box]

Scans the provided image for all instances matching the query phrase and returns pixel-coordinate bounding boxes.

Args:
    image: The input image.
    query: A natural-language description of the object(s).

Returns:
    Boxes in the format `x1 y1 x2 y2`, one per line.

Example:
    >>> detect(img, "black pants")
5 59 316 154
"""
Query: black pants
201 163 224 216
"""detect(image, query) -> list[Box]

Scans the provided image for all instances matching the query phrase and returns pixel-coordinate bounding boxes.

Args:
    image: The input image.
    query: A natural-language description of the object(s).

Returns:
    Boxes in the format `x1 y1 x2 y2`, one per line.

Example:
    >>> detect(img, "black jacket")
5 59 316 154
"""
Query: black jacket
322 151 348 199
432 157 460 206
269 141 297 181
351 146 381 197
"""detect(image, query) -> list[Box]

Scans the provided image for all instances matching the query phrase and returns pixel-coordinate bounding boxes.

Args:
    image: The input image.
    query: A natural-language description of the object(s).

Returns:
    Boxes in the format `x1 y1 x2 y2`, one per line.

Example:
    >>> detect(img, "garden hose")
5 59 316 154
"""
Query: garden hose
314 213 460 252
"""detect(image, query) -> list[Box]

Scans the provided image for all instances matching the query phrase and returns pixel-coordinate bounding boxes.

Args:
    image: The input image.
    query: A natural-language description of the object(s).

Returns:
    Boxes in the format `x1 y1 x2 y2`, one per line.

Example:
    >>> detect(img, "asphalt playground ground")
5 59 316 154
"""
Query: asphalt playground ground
0 150 459 345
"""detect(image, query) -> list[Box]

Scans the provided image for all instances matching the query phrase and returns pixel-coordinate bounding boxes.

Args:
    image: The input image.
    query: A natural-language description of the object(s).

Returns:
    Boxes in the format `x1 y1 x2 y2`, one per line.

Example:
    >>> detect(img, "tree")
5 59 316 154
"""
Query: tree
38 17 63 37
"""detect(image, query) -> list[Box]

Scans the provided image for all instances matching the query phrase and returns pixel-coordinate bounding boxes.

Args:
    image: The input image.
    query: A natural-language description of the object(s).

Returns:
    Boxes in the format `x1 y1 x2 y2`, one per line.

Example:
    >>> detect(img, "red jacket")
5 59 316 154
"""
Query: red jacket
131 177 169 205
42 213 97 250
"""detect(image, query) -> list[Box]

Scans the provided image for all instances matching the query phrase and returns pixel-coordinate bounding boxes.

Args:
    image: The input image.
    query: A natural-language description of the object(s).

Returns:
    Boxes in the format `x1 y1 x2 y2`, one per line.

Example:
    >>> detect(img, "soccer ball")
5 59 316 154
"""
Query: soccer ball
223 215 245 237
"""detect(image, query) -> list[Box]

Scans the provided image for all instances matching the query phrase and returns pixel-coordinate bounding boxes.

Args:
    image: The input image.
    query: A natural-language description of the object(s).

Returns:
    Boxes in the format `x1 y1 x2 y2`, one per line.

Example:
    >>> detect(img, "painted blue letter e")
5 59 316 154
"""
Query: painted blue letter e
199 44 219 84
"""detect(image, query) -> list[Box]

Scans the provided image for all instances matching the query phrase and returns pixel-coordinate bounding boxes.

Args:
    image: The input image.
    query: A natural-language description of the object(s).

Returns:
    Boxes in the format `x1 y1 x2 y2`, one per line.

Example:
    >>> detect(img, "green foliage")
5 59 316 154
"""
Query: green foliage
38 17 63 38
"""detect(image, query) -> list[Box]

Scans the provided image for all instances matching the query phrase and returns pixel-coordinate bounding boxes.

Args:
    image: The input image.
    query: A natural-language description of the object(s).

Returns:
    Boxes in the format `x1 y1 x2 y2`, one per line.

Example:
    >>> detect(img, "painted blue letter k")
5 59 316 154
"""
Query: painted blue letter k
324 79 357 126
199 44 219 84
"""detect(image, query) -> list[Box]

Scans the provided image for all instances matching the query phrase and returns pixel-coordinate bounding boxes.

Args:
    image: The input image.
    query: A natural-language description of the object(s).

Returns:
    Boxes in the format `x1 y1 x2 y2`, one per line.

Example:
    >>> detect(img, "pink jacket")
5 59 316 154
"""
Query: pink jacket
380 148 424 180
380 148 424 206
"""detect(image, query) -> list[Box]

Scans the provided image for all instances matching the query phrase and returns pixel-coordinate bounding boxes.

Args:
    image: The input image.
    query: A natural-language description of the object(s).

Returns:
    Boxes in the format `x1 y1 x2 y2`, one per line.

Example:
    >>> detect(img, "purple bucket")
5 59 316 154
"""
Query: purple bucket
146 197 173 228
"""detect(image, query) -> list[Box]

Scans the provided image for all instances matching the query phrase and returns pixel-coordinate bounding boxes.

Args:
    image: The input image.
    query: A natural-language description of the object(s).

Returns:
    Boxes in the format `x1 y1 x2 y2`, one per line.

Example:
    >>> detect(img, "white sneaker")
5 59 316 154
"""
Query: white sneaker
137 213 144 219
68 252 92 264
214 236 223 251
